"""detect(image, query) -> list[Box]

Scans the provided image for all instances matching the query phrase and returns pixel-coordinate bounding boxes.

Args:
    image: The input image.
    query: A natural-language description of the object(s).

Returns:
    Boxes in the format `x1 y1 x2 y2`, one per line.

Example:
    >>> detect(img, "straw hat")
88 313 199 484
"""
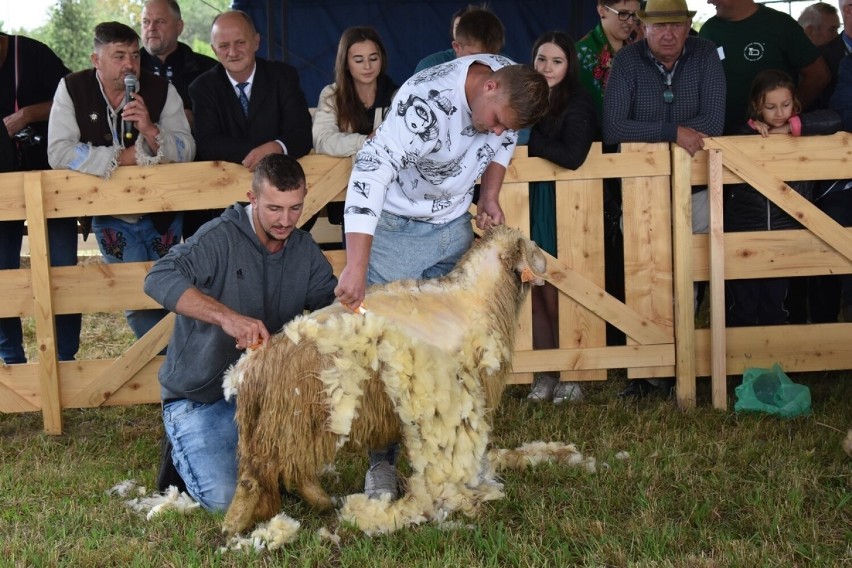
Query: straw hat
637 0 697 24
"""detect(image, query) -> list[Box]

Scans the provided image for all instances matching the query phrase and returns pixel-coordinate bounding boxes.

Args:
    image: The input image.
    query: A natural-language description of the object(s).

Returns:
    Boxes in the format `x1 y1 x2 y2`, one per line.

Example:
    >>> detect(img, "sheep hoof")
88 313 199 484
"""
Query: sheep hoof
298 480 334 511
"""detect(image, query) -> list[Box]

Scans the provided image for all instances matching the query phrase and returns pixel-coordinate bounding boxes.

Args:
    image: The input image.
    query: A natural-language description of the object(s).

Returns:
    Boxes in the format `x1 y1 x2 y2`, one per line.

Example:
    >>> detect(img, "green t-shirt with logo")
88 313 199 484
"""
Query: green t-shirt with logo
698 5 820 132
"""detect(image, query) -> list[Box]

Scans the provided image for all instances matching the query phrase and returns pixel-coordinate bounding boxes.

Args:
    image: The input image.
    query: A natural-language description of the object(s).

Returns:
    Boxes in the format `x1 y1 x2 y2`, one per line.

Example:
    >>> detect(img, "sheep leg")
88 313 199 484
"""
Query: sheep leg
297 477 334 511
222 475 262 535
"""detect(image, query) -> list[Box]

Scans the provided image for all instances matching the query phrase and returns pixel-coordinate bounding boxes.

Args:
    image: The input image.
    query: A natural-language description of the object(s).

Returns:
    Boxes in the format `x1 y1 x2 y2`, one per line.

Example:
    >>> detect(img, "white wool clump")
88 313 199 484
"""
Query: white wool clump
122 485 201 520
222 362 242 401
222 348 260 401
338 493 429 536
317 527 341 545
250 513 301 549
843 430 852 458
220 513 301 553
106 479 140 497
615 451 630 461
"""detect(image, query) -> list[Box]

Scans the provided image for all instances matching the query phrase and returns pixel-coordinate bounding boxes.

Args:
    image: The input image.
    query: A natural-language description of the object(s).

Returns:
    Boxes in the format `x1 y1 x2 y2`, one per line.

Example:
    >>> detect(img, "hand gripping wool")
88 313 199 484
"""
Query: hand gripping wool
221 226 548 536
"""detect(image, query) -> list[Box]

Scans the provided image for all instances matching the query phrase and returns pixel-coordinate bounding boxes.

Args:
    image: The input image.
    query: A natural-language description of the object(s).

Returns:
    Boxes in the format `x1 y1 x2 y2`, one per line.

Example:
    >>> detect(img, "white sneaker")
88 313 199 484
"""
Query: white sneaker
552 381 583 404
527 373 558 402
364 461 399 500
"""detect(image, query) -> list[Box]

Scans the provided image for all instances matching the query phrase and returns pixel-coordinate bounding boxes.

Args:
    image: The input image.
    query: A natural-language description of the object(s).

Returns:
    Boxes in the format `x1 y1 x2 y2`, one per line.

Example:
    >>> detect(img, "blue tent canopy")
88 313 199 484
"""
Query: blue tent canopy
231 0 598 105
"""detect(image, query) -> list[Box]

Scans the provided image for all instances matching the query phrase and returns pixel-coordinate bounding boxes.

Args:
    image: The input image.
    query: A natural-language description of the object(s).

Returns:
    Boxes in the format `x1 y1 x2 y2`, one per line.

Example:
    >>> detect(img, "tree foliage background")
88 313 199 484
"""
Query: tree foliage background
4 0 230 72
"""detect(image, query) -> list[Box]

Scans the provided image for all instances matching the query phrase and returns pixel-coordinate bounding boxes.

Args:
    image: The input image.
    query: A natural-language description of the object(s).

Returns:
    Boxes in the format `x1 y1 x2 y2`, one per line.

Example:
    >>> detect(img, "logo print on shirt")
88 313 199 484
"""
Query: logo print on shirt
743 42 764 62
353 180 370 199
425 191 453 213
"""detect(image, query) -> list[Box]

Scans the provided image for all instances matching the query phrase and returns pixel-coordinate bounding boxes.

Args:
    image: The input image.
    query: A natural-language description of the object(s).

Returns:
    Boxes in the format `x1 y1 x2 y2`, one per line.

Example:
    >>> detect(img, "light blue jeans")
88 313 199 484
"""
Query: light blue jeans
92 214 182 340
367 210 473 286
162 397 237 512
367 210 473 466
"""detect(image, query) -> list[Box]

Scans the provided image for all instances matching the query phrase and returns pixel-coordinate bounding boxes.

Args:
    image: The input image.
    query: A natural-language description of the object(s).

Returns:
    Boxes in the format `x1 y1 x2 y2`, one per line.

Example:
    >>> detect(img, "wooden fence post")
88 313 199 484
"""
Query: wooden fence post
670 146 696 408
707 149 728 410
22 171 62 434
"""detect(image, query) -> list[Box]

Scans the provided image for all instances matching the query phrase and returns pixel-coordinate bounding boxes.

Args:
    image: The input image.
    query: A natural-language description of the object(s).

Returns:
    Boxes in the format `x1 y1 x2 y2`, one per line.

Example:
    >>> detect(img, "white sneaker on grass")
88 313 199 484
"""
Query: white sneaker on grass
527 373 558 402
552 381 583 404
364 460 399 500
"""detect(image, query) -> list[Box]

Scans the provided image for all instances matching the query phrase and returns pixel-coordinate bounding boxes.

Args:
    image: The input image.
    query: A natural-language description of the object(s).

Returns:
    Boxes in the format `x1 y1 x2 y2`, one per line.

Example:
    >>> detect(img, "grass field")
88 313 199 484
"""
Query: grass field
2 307 850 567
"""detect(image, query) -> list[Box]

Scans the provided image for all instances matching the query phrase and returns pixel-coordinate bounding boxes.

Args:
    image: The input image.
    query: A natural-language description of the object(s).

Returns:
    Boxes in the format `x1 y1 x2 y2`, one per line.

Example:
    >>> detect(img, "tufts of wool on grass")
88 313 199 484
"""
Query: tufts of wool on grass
615 451 630 461
220 513 301 553
488 441 597 473
106 479 145 498
317 527 341 545
844 430 852 458
117 482 201 520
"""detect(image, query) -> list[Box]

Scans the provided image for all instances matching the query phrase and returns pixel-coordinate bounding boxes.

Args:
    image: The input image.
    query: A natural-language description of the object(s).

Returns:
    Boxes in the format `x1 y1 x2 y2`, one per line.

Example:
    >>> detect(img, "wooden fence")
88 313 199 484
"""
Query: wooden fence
1 135 851 433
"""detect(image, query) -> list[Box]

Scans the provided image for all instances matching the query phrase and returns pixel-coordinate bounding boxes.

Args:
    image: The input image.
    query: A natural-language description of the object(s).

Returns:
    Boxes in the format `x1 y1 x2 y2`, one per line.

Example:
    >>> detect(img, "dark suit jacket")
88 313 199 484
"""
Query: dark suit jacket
817 35 849 109
189 57 313 162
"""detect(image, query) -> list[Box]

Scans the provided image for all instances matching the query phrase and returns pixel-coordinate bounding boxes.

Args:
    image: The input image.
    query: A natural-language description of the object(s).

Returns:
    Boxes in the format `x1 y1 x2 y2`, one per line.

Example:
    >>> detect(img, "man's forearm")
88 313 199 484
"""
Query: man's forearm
174 287 237 329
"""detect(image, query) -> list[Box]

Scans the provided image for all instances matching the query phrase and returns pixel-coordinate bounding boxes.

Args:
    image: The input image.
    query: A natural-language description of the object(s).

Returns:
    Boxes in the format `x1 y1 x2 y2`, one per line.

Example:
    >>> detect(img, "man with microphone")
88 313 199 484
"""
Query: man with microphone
47 21 195 341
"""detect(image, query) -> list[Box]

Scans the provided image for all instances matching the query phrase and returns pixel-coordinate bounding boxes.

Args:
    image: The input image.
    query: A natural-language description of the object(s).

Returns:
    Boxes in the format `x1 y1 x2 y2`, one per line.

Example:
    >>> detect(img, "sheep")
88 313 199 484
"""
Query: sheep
221 225 547 536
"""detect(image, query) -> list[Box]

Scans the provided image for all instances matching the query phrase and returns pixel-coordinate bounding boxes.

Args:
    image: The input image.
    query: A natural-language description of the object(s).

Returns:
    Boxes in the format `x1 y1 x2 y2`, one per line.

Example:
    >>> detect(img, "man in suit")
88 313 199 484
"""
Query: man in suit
189 10 312 171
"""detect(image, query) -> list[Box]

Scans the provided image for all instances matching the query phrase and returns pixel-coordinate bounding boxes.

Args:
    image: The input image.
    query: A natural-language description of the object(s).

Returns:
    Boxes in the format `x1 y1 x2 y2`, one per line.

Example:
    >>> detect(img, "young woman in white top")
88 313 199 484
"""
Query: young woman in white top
313 26 398 157
312 27 398 235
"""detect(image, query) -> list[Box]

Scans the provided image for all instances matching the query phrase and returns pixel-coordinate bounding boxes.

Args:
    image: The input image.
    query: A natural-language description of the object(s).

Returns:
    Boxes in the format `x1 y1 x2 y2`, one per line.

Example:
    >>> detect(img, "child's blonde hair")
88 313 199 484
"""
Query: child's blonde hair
749 69 801 119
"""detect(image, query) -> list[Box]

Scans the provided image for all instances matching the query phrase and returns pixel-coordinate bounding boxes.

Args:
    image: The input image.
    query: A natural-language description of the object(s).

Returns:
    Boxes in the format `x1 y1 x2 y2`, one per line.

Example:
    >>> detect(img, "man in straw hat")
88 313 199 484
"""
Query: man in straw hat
602 0 725 398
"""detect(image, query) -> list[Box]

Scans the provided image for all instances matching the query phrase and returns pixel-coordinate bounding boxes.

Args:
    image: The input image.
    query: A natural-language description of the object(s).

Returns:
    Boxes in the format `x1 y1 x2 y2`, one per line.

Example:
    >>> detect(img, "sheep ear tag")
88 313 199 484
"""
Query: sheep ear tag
520 267 536 283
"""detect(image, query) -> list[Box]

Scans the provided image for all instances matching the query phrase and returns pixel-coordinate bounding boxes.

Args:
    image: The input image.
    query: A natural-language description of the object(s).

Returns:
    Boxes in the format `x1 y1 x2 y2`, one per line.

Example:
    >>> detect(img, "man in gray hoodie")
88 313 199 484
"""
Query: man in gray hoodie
144 154 337 512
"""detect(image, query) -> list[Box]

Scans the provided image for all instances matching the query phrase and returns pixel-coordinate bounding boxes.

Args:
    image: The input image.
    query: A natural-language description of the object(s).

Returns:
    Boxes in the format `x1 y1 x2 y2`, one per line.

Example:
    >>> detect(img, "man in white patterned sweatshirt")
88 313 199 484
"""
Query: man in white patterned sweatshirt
333 53 549 501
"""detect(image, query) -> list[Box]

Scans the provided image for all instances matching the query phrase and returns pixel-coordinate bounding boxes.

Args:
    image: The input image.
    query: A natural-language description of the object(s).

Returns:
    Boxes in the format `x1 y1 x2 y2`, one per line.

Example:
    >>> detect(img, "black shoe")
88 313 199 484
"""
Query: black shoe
156 435 186 494
618 379 657 399
619 379 676 399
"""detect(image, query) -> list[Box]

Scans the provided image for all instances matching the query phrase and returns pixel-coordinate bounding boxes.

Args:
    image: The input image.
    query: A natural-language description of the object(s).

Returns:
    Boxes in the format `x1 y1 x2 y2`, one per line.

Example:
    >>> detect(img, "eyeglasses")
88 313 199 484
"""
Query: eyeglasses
604 5 639 22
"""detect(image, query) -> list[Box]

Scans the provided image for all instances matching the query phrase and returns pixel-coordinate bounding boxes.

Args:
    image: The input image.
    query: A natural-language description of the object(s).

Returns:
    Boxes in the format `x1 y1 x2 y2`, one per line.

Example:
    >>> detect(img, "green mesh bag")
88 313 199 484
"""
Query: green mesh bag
734 363 812 419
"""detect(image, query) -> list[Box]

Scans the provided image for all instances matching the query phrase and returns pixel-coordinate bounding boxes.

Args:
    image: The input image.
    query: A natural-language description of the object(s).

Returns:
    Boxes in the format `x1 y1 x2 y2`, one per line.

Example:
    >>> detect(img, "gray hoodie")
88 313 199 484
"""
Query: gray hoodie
144 203 337 403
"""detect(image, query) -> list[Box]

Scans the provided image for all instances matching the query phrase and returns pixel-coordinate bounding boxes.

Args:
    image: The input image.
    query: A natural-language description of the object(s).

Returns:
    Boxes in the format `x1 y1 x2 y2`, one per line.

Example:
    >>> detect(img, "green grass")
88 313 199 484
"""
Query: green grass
2 368 850 567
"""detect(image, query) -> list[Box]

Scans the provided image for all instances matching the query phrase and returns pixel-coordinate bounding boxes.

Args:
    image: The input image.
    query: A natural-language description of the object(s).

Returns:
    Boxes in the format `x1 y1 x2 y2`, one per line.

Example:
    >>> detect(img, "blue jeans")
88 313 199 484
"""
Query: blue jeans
367 211 474 285
0 218 81 364
367 210 473 466
162 397 237 512
92 214 182 340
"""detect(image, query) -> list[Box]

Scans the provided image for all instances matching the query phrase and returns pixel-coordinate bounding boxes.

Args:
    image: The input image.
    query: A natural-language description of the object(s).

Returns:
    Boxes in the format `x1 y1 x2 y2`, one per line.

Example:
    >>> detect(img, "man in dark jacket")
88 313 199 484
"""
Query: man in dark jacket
141 0 218 240
187 10 313 235
141 0 215 129
144 154 337 512
0 32 77 365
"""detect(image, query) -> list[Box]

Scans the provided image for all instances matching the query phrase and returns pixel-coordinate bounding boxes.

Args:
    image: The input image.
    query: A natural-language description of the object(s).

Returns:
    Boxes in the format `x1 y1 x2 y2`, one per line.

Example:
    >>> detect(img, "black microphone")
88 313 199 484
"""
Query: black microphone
123 74 137 141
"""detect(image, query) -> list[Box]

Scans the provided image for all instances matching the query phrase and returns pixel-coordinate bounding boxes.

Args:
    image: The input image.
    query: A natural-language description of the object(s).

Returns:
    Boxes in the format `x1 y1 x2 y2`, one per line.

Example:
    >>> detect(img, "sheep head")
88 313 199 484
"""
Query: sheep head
494 227 547 287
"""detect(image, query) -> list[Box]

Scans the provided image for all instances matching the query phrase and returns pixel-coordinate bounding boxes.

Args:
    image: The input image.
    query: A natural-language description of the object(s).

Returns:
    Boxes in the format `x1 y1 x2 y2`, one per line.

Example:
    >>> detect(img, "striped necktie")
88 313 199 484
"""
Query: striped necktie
236 82 249 117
